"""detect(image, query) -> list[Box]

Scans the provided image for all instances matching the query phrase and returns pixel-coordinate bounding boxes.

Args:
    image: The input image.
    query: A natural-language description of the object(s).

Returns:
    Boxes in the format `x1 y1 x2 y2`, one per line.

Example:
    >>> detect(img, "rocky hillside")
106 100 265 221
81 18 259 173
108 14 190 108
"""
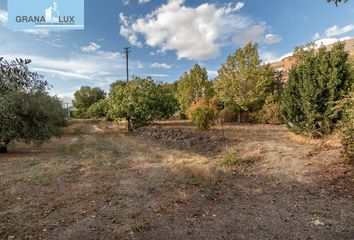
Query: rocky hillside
271 37 354 81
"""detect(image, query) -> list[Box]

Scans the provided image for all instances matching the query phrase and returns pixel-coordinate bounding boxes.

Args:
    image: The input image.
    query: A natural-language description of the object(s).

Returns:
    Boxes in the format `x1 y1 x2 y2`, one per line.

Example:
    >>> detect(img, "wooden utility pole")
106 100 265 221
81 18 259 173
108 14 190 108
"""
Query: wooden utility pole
123 47 131 82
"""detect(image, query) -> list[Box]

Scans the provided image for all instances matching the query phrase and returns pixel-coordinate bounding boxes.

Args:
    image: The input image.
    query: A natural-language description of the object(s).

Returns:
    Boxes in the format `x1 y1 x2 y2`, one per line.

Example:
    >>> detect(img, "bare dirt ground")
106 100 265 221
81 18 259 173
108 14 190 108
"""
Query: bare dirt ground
0 120 353 240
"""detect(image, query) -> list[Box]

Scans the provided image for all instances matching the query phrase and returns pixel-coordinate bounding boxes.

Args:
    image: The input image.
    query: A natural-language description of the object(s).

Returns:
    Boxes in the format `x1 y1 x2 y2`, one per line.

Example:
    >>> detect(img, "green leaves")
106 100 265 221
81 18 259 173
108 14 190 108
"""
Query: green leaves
108 77 178 130
175 64 213 116
0 58 67 147
327 0 349 6
215 42 274 113
282 42 353 137
72 86 106 118
0 92 67 145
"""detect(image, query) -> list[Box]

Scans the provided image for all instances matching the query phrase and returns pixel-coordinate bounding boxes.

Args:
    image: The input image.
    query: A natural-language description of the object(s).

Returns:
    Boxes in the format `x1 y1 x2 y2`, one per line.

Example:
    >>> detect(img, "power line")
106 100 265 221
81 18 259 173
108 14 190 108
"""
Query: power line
123 47 131 82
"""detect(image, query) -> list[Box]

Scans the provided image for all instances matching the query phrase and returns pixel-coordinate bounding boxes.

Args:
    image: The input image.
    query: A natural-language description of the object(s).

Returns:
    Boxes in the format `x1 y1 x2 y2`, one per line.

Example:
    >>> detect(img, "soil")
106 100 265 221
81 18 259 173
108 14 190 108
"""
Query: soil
0 120 353 240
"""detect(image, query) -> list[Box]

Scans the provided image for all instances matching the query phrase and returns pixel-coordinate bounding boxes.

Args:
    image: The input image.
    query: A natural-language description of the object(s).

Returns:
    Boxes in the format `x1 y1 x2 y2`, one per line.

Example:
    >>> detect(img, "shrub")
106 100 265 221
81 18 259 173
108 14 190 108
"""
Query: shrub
223 147 240 166
257 95 283 124
282 42 352 137
72 86 106 118
337 92 354 163
188 100 218 131
0 92 67 146
87 99 108 119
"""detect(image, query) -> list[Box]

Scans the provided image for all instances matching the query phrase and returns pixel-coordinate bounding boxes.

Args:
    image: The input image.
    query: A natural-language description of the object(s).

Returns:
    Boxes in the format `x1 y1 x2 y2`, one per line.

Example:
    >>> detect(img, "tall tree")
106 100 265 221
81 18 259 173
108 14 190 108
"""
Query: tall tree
72 86 106 118
175 64 213 116
215 42 274 121
282 42 353 137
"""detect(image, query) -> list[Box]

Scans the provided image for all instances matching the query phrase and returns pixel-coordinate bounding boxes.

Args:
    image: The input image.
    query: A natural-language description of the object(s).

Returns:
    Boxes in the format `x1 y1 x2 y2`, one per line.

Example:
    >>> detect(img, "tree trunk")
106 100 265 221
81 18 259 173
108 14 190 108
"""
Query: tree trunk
127 117 132 132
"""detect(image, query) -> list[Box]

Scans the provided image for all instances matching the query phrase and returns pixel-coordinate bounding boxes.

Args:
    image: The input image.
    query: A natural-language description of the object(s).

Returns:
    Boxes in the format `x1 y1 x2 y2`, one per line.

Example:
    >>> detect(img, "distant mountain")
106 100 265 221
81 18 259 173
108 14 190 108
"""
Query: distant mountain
271 37 354 81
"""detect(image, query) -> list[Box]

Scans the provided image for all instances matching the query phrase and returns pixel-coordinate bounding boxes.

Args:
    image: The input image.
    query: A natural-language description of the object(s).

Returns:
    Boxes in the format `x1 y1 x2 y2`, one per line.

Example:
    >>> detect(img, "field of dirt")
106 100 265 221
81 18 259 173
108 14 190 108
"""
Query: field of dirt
0 120 353 239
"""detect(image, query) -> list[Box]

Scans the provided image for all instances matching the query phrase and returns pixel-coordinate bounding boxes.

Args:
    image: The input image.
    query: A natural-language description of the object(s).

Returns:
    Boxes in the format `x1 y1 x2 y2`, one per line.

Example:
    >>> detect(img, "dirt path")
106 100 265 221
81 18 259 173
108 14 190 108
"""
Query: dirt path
0 121 353 239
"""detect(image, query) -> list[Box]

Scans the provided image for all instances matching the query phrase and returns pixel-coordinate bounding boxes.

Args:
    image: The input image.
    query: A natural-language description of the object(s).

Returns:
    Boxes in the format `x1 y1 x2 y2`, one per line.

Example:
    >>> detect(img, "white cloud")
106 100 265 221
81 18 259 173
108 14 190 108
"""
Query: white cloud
151 62 172 69
144 74 169 77
119 1 281 60
0 10 7 27
313 36 352 47
312 32 321 41
19 29 51 36
139 0 150 4
234 2 245 11
260 51 280 64
207 70 218 78
119 13 143 47
122 0 130 5
81 42 101 52
325 24 354 37
233 22 282 45
2 50 124 85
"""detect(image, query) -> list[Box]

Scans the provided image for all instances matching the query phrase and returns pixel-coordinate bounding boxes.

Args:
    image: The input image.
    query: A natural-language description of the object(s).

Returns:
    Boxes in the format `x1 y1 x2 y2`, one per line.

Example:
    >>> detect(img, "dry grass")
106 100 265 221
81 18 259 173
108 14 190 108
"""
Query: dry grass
31 160 73 186
286 132 341 148
223 146 264 167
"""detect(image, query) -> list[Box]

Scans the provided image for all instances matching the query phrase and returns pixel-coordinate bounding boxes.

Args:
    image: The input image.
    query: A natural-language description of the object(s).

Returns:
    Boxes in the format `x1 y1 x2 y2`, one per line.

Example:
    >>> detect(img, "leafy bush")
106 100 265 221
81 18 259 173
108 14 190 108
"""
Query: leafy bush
223 147 240 166
257 95 283 124
0 92 67 145
72 86 106 118
282 42 353 137
87 99 109 119
188 99 218 131
336 92 354 163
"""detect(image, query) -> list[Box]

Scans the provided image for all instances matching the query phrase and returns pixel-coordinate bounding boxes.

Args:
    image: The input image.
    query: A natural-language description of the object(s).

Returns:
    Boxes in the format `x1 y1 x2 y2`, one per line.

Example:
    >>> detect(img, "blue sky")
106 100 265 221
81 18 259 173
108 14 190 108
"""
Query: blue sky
0 0 353 103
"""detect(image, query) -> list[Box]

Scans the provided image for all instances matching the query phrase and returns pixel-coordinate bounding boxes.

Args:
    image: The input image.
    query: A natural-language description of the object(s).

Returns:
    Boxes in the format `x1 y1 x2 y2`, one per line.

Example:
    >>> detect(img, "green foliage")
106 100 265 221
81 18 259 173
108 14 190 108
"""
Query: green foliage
108 77 178 130
336 91 354 163
0 92 67 144
87 99 109 119
0 58 48 94
72 86 106 118
0 58 67 149
188 100 218 131
327 0 348 6
215 42 275 117
176 64 214 115
257 72 284 124
282 42 353 137
223 147 240 166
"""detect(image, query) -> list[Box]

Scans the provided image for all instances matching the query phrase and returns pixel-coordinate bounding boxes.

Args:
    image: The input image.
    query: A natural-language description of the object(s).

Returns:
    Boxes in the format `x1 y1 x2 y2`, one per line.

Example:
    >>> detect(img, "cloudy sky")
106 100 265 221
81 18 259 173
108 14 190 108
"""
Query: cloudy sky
0 0 353 103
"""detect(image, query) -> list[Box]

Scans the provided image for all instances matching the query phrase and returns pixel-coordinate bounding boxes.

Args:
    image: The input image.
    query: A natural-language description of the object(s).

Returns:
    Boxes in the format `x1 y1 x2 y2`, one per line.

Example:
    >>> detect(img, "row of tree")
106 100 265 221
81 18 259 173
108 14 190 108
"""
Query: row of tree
73 41 353 161
74 42 352 137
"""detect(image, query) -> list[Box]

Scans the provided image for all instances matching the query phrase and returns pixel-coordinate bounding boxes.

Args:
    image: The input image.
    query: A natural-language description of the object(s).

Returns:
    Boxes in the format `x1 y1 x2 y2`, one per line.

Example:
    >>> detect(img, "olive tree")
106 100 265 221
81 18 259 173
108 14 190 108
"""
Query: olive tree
0 58 67 153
